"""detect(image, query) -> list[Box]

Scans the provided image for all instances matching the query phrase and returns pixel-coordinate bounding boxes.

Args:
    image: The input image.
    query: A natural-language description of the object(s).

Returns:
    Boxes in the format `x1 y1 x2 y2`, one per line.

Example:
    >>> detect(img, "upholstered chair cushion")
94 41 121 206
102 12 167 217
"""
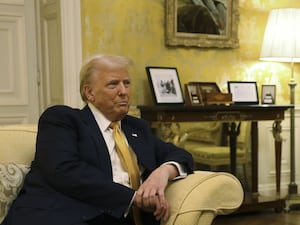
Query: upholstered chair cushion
162 171 244 225
0 163 30 223
0 124 37 223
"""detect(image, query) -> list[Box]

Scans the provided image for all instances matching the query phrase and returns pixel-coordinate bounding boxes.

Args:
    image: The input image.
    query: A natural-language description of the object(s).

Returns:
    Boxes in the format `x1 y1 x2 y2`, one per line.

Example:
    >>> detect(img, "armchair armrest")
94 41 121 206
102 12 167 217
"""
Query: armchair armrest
162 171 244 225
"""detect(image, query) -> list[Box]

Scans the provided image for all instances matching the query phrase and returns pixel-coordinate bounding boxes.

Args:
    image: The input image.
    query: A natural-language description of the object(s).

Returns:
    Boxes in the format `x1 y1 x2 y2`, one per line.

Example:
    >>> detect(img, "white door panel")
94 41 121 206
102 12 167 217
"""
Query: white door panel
0 0 39 124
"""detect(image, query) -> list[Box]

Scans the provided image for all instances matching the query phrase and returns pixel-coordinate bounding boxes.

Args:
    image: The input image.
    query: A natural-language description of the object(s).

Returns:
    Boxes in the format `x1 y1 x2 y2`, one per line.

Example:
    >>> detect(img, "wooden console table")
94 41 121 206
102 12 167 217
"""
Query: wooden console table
138 104 292 212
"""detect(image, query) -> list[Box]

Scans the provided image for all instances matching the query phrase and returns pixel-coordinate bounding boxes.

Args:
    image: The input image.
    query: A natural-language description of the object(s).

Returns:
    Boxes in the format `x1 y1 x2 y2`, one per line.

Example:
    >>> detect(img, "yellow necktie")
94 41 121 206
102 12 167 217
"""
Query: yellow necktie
110 122 140 190
109 122 142 225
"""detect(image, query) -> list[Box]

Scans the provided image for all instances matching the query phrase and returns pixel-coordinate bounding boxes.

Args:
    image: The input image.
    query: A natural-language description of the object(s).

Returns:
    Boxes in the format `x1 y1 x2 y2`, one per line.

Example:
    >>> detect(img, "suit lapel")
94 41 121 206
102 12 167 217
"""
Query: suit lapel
80 106 113 176
122 119 156 172
80 107 156 175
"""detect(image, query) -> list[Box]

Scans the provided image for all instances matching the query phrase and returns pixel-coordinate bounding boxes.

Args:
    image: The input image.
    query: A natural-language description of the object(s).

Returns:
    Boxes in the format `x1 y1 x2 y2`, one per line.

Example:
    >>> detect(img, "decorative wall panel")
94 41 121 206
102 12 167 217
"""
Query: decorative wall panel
0 13 28 105
0 0 40 124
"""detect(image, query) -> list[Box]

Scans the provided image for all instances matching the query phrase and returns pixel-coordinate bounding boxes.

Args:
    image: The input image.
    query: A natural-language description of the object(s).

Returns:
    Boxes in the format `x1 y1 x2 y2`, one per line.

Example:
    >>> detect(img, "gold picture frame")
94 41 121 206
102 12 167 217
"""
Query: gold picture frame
166 0 239 48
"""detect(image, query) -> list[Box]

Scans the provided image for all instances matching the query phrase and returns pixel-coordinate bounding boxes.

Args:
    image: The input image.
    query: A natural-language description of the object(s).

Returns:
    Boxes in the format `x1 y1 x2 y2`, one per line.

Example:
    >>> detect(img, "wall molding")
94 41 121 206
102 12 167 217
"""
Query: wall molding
60 0 83 108
0 114 28 124
0 12 28 105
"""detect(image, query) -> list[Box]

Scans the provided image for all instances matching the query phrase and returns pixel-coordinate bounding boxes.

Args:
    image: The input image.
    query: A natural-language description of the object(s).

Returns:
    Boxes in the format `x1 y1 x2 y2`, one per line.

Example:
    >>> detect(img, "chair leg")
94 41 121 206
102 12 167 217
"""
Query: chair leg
242 163 250 191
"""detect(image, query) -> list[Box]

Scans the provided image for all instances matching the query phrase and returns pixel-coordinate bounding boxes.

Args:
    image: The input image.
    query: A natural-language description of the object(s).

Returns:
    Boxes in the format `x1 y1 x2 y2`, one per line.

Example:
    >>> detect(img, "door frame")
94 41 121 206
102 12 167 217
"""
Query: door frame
60 0 83 108
35 0 83 112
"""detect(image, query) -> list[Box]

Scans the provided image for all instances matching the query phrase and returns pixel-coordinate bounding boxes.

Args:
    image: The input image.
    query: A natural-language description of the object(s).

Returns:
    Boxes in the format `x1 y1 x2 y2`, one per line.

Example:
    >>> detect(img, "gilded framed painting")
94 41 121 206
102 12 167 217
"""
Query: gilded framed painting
166 0 239 48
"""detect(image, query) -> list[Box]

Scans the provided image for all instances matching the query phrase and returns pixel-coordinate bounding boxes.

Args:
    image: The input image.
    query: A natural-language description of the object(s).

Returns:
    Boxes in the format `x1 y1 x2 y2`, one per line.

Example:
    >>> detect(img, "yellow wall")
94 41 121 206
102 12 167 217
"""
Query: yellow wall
80 0 300 106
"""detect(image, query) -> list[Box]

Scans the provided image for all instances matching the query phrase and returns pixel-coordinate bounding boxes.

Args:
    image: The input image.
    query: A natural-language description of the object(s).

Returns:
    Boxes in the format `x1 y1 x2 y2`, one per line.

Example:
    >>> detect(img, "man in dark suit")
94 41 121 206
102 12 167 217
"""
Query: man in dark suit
2 54 193 225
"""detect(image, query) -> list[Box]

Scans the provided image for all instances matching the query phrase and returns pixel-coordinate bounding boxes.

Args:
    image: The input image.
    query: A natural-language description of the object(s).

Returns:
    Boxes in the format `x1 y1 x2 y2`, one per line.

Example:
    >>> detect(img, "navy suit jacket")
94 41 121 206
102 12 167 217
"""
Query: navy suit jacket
3 105 193 225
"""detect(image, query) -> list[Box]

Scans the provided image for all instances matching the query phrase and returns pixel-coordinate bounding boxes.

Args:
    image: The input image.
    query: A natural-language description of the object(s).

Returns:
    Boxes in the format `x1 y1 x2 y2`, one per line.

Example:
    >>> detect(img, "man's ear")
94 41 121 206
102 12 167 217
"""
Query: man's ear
83 85 94 102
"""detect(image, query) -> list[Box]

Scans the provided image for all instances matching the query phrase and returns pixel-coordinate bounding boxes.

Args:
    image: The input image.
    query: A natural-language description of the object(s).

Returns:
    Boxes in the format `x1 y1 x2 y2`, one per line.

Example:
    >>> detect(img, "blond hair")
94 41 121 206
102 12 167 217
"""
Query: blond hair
79 54 133 102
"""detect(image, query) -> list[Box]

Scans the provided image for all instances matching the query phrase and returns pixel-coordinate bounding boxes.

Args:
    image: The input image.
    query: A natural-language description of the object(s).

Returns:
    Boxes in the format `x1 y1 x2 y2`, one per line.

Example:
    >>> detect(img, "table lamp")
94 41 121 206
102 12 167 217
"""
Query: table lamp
260 8 300 209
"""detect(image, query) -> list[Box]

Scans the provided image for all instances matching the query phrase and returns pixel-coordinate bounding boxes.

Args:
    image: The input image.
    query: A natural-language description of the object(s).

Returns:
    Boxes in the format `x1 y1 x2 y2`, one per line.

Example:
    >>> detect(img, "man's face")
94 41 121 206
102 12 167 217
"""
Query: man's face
84 67 131 121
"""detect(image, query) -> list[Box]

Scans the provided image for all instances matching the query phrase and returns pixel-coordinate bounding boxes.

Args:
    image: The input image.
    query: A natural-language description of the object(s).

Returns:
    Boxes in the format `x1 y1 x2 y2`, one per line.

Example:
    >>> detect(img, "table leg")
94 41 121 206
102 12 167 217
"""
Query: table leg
238 121 285 213
272 121 282 195
251 121 258 195
228 122 241 175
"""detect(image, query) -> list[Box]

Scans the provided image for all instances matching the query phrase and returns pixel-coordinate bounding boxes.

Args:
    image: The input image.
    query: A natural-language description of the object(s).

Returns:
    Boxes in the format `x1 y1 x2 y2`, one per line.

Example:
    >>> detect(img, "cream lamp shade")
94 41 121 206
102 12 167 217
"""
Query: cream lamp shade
260 8 300 63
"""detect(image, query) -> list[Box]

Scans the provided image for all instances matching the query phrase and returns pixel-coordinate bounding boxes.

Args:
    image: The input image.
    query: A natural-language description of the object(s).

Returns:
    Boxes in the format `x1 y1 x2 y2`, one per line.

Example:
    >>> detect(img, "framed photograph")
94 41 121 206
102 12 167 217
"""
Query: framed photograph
261 84 276 104
228 81 259 104
185 82 221 105
166 0 239 48
185 83 203 105
195 82 221 94
146 67 184 104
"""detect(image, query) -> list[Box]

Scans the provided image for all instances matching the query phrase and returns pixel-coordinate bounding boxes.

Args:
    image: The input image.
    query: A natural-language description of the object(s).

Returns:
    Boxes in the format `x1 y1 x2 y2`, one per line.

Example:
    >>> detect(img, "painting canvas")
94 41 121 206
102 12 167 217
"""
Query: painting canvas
166 0 239 48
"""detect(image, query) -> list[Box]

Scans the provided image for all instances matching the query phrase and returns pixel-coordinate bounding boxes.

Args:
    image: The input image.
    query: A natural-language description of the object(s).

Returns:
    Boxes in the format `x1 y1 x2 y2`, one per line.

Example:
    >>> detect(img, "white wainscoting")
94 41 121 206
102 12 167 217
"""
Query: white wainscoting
258 106 300 197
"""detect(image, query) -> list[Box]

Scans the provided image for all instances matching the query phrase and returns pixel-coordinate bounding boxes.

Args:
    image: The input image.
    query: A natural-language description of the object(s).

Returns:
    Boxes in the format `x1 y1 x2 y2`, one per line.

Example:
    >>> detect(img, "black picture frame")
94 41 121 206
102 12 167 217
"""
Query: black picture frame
227 81 259 104
146 67 184 104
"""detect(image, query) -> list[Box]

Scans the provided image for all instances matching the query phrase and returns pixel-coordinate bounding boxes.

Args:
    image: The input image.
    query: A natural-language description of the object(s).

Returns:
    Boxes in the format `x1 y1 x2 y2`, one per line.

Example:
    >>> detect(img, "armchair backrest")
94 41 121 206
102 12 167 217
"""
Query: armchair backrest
0 124 37 165
236 122 251 150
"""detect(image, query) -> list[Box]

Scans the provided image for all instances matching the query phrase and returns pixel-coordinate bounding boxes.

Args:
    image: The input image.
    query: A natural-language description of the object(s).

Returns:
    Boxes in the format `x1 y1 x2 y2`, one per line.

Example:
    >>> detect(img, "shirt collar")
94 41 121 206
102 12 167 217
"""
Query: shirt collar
87 102 120 132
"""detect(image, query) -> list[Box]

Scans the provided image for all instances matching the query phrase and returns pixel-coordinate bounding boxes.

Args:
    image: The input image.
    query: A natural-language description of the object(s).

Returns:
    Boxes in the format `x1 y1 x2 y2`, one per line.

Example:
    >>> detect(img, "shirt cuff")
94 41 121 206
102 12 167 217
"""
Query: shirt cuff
125 191 136 217
162 161 188 180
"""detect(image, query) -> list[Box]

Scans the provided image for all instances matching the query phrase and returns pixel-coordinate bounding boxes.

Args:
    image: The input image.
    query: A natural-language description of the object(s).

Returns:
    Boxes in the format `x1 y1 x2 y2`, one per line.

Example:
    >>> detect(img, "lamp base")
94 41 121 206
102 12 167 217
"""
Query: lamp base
288 182 298 194
285 193 300 211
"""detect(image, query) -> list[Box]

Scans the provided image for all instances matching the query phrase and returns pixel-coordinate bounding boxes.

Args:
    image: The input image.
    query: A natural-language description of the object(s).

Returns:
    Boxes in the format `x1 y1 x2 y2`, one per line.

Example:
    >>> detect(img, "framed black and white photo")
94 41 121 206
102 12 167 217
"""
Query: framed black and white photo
146 67 184 104
228 81 259 104
261 84 276 104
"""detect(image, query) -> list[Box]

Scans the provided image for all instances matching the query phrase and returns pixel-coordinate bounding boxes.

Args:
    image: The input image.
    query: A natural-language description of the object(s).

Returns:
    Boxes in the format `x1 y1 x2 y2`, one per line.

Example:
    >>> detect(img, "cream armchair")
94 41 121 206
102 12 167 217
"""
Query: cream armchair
0 124 244 225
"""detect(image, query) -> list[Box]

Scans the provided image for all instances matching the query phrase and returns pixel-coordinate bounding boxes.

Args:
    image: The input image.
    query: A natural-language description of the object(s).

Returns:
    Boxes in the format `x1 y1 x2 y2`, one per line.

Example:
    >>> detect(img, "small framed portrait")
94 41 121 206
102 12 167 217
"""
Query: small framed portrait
146 66 184 104
195 82 221 95
261 84 276 104
228 81 259 104
185 82 221 105
191 82 221 103
185 83 203 105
